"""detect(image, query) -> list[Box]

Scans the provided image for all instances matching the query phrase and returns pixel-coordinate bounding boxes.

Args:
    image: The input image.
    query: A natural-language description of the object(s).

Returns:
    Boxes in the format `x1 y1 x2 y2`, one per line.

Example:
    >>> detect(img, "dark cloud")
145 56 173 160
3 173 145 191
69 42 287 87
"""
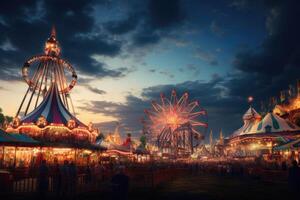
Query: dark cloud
210 20 225 37
148 0 184 29
0 0 188 80
131 0 186 47
77 1 300 138
78 95 148 135
85 85 106 95
194 48 219 66
0 0 126 80
159 70 174 79
94 121 120 135
104 14 139 35
230 0 300 102
179 64 201 76
79 75 247 138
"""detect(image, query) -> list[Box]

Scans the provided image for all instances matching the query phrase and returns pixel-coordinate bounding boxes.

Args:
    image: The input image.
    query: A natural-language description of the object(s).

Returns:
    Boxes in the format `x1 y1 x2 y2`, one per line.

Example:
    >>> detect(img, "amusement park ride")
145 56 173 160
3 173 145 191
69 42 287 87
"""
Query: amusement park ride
3 27 209 160
18 27 77 117
142 90 208 156
6 27 98 145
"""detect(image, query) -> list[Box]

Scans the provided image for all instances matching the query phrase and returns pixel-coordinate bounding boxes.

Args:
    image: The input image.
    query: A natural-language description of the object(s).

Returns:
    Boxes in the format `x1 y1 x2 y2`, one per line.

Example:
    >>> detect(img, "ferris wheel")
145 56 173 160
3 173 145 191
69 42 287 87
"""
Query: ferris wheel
16 27 77 117
142 89 208 155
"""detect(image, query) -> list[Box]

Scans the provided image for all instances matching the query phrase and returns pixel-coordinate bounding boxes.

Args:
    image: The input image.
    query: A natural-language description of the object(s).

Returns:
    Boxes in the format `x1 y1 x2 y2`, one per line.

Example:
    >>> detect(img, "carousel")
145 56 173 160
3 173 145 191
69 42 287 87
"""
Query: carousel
1 28 101 168
226 95 300 161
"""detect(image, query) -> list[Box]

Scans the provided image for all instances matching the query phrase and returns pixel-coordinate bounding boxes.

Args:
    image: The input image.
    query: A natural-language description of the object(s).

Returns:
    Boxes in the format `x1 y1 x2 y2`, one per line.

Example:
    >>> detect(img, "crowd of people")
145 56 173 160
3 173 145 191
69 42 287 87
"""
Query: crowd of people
38 159 80 198
36 158 131 199
1 157 300 199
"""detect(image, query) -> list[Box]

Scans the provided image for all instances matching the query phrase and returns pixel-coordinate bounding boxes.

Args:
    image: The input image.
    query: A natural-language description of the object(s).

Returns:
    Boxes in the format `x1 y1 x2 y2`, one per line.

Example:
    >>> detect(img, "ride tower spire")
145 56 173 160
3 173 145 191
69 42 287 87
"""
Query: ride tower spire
7 27 98 145
15 27 77 120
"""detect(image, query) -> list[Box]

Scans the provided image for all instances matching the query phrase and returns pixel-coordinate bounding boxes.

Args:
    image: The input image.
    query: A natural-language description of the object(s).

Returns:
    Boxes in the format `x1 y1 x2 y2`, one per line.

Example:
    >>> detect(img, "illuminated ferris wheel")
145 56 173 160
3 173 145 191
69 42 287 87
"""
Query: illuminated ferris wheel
142 89 208 155
16 27 77 117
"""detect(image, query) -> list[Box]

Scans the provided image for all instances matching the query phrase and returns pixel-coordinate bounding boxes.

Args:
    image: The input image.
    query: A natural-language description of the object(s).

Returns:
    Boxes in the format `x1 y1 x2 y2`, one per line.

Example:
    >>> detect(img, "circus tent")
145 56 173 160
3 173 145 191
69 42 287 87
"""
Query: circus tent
251 112 298 133
232 106 262 136
21 83 85 127
232 106 299 137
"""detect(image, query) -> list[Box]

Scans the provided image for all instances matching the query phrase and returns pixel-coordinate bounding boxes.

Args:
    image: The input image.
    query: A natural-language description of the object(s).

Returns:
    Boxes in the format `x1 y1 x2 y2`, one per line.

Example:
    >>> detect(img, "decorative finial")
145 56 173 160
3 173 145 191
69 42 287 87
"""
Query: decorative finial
45 26 60 56
51 26 56 38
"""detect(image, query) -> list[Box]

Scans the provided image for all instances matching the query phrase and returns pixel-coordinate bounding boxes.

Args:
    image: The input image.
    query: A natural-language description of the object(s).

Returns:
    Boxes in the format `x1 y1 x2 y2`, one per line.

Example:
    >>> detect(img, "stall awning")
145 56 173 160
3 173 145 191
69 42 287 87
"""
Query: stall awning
0 129 39 146
274 138 300 151
9 133 39 144
0 129 15 143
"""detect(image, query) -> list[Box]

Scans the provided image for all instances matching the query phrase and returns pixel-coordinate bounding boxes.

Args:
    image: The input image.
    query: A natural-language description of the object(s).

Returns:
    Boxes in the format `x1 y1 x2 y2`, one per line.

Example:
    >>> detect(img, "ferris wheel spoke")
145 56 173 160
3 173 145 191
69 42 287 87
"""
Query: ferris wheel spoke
190 120 208 127
151 101 163 112
177 92 188 108
190 128 201 135
189 111 206 119
160 93 167 108
187 101 199 112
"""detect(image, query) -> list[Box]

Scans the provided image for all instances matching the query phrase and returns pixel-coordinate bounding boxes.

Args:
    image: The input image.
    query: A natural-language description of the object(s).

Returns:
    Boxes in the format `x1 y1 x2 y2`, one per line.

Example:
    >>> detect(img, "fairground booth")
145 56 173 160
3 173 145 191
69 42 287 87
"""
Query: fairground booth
226 90 300 162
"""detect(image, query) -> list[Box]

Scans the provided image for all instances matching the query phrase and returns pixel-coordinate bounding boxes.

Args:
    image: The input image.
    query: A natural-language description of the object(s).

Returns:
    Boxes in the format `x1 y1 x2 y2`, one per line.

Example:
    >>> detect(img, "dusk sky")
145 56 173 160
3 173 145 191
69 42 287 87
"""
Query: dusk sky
0 0 300 138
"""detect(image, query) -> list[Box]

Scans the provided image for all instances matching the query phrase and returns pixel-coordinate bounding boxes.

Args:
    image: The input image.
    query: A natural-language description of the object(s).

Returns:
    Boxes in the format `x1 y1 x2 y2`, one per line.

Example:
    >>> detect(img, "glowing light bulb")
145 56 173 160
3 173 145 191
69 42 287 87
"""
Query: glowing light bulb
248 96 254 103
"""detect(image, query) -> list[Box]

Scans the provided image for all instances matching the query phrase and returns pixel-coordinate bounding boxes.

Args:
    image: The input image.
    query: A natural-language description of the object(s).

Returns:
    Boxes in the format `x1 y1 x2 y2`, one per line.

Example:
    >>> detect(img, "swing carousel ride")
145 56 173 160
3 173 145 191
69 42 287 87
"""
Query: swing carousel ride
6 27 98 145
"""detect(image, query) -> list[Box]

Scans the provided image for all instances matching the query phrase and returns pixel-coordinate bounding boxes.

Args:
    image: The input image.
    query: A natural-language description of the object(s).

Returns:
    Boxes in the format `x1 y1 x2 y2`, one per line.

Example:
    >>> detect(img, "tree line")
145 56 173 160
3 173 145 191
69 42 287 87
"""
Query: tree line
0 108 13 128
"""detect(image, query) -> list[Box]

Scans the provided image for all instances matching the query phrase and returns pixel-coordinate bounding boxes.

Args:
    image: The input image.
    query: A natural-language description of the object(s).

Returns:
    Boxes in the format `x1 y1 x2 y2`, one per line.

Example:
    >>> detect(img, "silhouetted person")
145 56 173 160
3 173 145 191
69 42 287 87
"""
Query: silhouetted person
52 158 61 197
288 160 300 195
85 165 92 184
281 161 287 171
61 160 69 196
38 160 49 198
69 161 77 196
111 166 129 200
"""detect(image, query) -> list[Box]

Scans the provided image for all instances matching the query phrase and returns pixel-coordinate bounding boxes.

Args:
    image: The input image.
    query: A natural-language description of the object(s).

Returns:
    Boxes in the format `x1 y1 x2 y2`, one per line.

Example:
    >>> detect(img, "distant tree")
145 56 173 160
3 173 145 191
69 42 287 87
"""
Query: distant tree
0 108 5 125
6 116 13 123
139 135 146 148
0 107 13 128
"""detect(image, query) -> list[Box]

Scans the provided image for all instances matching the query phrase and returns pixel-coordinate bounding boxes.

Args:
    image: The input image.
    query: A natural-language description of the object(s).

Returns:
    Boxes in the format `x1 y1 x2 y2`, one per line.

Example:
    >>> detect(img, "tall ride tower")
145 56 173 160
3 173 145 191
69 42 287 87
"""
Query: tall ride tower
6 28 98 145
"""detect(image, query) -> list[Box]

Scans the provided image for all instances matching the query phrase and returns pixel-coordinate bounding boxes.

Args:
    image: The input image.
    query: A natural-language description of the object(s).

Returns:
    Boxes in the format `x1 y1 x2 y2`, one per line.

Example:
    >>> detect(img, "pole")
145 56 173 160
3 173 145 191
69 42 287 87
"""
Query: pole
14 147 17 168
24 62 44 115
16 87 30 117
75 148 77 165
190 125 194 154
1 146 4 168
34 61 48 108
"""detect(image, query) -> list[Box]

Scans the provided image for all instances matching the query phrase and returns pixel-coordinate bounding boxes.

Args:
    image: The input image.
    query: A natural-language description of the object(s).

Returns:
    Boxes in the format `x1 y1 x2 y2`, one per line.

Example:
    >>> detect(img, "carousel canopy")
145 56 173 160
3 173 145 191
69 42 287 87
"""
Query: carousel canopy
243 107 261 121
232 106 261 136
232 106 299 137
252 112 298 133
21 83 85 127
